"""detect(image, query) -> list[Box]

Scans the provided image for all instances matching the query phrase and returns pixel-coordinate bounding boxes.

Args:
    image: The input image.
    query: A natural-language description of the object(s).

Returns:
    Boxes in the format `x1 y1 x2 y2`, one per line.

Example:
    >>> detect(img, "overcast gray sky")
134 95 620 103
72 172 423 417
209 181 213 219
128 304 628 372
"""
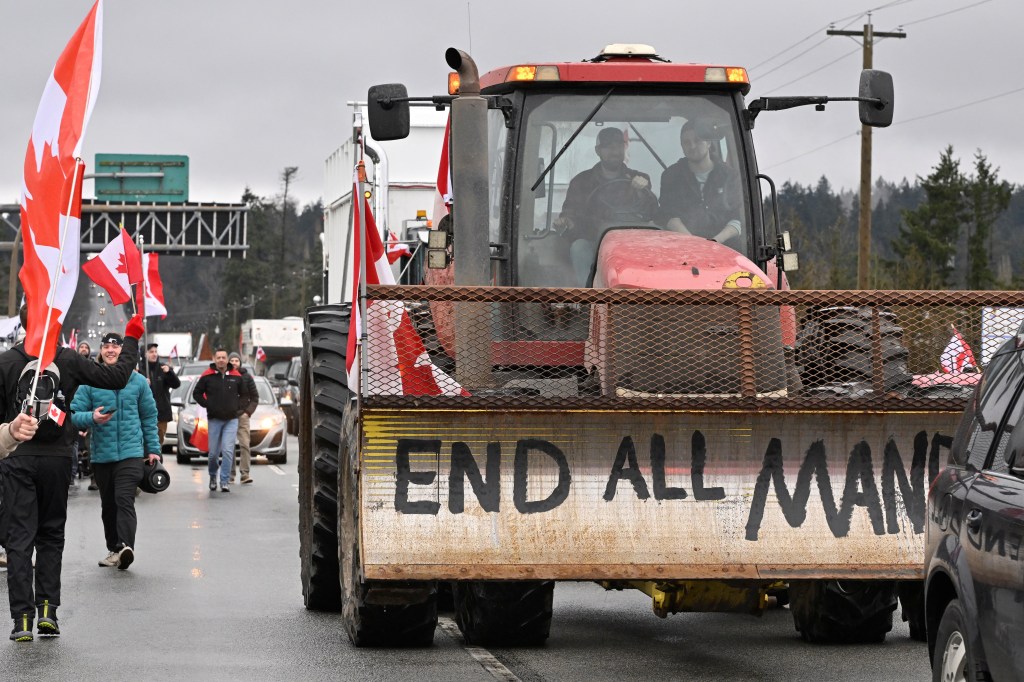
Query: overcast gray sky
0 0 1016 207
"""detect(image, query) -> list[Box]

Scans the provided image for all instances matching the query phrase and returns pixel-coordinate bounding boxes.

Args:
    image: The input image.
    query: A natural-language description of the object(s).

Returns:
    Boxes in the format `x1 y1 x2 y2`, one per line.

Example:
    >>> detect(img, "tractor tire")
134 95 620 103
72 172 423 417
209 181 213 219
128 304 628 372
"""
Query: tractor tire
898 580 927 642
789 580 897 644
176 453 191 465
298 305 348 612
796 306 913 394
454 581 555 646
338 400 438 646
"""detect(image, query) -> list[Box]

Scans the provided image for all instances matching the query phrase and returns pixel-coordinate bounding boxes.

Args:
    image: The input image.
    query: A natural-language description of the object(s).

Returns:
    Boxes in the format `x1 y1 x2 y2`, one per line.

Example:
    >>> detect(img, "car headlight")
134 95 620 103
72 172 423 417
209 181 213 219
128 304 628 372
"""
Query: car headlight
182 414 196 428
259 414 284 430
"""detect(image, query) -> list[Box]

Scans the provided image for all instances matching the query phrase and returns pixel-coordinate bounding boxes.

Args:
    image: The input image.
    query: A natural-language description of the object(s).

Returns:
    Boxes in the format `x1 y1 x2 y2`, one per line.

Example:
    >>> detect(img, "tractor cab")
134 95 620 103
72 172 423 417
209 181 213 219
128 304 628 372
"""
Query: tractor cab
475 45 766 291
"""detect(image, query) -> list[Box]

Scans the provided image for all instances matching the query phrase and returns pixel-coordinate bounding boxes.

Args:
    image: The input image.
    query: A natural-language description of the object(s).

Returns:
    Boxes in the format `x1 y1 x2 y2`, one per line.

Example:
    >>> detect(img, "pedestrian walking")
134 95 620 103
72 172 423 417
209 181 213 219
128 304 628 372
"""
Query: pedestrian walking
192 348 246 493
140 342 180 447
228 352 259 485
0 309 143 642
71 332 161 573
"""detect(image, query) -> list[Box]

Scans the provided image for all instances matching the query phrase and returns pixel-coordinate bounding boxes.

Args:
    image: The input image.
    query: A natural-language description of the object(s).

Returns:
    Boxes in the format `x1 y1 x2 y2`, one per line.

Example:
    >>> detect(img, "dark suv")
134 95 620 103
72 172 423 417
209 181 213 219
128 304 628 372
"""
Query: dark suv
925 332 1024 681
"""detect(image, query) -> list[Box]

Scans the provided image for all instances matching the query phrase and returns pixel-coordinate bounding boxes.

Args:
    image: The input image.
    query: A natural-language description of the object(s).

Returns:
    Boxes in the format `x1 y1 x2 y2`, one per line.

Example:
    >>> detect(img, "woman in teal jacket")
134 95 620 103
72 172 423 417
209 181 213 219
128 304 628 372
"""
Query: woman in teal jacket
70 333 161 571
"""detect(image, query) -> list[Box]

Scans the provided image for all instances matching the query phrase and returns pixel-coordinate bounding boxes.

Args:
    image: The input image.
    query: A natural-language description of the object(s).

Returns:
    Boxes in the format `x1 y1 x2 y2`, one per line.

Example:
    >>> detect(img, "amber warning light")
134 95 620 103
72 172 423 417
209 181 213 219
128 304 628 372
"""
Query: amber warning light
448 72 460 95
505 65 560 83
705 67 748 84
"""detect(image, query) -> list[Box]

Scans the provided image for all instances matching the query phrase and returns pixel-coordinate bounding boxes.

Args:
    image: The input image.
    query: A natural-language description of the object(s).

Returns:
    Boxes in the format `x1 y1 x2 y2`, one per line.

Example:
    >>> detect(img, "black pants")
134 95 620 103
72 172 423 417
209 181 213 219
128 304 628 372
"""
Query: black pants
1 455 72 618
92 458 144 553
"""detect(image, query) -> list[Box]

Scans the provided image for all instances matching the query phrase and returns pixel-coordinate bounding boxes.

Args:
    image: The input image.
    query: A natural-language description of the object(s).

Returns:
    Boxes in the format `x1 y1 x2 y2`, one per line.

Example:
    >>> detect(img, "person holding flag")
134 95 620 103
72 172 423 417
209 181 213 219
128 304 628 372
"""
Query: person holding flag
0 0 145 643
0 308 145 640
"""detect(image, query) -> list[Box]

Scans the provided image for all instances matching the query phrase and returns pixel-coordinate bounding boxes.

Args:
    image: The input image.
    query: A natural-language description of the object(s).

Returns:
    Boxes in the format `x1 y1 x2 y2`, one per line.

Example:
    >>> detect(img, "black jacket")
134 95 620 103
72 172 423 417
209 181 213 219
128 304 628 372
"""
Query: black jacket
192 365 246 420
559 163 658 240
0 338 139 457
140 359 181 422
655 160 742 238
238 367 260 417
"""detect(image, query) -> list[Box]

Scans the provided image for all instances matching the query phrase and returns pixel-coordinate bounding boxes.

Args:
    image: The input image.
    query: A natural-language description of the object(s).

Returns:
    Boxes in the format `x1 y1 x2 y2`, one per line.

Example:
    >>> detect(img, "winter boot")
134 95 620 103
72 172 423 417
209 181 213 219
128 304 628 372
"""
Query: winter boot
36 601 59 636
10 614 33 642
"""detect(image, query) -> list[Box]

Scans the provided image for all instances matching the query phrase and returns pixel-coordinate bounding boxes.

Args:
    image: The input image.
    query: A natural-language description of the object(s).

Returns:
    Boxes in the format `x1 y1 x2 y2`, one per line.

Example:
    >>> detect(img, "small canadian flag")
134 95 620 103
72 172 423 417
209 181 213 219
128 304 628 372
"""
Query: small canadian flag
169 344 178 359
255 346 267 362
47 401 66 426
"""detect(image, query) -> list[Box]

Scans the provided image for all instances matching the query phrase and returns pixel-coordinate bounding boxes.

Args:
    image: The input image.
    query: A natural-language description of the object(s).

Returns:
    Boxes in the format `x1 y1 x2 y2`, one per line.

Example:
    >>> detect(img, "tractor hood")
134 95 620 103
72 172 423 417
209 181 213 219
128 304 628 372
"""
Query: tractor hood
592 229 773 290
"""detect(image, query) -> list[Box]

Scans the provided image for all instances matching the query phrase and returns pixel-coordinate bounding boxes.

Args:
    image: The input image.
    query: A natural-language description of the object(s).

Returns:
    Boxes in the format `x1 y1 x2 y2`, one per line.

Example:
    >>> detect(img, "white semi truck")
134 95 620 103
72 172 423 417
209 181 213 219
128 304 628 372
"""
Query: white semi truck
322 104 447 304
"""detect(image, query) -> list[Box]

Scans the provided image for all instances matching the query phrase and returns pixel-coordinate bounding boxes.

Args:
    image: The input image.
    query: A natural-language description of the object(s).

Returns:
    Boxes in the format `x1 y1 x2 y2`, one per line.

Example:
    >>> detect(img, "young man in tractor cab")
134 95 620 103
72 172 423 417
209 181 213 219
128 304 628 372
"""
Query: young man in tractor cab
656 119 743 245
552 126 658 286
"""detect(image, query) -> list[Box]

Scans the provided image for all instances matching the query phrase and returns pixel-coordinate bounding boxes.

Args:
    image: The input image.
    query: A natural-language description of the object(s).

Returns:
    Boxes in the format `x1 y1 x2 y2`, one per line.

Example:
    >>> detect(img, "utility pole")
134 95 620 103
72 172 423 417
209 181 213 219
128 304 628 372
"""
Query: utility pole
827 16 905 288
277 166 298 318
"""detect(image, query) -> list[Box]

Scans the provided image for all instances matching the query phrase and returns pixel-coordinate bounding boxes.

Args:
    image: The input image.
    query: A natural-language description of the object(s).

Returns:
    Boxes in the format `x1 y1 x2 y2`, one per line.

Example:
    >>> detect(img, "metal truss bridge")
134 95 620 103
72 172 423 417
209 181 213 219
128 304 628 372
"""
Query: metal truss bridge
0 200 248 258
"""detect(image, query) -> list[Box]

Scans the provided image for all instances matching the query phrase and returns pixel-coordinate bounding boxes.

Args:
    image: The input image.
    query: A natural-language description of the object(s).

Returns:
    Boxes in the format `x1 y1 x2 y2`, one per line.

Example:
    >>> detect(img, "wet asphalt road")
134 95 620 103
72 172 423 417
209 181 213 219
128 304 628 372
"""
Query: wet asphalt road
0 435 933 681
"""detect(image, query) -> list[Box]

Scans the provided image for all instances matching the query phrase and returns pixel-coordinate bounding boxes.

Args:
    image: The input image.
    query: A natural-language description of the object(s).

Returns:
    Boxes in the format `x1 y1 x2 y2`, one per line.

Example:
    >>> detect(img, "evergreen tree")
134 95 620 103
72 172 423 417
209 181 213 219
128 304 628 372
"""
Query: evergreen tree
890 147 967 289
965 151 1011 289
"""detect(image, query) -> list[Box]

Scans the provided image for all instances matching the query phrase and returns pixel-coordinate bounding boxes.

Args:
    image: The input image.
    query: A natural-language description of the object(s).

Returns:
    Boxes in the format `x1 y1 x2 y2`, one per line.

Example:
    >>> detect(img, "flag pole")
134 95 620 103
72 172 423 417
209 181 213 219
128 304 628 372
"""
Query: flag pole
357 158 369 398
125 221 137 315
26 159 83 413
139 233 151 385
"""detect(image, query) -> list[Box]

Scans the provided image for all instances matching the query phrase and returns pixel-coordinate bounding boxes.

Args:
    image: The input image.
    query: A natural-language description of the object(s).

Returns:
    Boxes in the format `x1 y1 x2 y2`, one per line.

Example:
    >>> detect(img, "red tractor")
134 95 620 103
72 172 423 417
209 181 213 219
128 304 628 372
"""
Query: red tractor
297 44 1005 648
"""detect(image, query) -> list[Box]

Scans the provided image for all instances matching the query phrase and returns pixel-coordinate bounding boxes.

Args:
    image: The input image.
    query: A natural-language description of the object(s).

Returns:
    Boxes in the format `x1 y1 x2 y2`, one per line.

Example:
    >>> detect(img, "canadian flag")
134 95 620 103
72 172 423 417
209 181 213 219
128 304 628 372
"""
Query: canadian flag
431 114 452 227
941 326 978 373
47 400 66 426
347 168 467 397
255 346 267 362
19 1 102 370
386 230 412 264
169 344 178 359
137 252 167 318
68 328 78 349
82 228 143 305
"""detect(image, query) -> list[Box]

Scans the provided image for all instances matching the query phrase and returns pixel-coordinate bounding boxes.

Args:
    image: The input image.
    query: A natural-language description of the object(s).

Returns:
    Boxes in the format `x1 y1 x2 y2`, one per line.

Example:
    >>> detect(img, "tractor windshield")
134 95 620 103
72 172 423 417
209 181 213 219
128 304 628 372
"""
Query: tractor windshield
514 90 750 287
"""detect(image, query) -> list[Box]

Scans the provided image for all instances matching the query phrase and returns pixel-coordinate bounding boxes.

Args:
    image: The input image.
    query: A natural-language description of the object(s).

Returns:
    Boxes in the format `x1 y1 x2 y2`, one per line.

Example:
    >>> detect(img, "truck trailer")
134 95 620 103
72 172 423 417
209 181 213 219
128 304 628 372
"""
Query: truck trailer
298 43 1024 648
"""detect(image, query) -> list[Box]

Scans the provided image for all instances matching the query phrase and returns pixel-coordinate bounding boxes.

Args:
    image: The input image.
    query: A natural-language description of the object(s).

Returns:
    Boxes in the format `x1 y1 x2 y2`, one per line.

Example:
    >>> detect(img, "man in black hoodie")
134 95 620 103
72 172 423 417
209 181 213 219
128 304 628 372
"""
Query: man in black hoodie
0 308 144 641
140 343 181 448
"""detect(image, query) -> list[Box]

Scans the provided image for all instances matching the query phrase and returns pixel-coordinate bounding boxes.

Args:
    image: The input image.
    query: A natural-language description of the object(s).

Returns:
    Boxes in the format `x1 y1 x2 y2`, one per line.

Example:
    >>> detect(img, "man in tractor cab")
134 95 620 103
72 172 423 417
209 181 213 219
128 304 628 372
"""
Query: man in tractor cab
656 119 743 244
553 126 658 286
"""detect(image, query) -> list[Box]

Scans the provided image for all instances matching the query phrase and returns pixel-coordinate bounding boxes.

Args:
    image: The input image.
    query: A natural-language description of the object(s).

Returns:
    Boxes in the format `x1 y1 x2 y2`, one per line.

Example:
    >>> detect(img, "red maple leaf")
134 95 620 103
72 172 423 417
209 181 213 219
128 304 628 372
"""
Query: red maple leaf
116 252 128 275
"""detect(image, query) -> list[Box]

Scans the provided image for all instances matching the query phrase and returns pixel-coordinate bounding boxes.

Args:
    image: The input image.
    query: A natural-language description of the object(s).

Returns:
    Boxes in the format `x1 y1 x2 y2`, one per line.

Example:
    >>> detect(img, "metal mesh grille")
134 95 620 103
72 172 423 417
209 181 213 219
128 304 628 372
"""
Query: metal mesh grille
358 285 1024 411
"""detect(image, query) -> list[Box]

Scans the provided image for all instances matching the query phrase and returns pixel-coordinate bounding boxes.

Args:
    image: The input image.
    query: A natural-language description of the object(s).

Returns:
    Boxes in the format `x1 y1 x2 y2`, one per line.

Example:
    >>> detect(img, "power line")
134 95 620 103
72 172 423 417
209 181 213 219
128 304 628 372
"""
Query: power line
899 0 993 27
894 84 1024 126
750 0 919 75
762 46 862 95
760 84 1024 171
762 131 860 170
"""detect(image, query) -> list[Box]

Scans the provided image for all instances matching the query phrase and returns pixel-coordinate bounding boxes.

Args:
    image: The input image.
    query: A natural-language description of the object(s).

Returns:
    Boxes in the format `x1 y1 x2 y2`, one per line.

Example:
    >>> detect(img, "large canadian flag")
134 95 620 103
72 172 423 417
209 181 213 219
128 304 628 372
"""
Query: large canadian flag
347 171 467 397
82 228 142 305
19 0 102 368
137 253 167 318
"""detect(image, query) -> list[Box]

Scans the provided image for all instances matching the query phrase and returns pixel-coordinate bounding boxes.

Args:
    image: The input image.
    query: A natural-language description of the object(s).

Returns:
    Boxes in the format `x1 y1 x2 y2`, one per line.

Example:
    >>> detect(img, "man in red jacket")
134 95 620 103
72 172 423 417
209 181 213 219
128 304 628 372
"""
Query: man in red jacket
191 348 246 493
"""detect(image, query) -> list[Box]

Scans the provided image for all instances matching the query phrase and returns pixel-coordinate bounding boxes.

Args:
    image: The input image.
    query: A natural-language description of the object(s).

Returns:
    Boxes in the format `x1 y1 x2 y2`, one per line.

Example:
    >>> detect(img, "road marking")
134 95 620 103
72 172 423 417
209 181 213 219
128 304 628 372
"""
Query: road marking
269 465 286 476
438 616 521 682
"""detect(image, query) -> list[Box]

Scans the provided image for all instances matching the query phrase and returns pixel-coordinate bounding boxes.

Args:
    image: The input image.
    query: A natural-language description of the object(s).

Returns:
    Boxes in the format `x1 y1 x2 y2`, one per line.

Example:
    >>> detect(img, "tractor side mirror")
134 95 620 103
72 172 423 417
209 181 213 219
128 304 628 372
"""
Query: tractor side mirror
859 70 894 128
367 84 410 141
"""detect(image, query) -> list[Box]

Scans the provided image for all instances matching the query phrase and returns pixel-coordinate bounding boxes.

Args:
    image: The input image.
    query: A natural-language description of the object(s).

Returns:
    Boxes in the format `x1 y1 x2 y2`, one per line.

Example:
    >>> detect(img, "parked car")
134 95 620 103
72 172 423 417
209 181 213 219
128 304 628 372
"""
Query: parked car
175 375 288 465
925 332 1024 681
163 377 194 453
